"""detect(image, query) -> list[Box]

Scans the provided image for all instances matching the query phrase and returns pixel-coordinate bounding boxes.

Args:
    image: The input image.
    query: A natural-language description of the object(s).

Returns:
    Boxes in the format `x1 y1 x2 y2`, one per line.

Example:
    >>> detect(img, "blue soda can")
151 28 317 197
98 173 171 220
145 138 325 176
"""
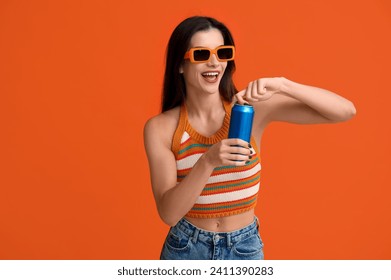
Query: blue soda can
228 103 254 143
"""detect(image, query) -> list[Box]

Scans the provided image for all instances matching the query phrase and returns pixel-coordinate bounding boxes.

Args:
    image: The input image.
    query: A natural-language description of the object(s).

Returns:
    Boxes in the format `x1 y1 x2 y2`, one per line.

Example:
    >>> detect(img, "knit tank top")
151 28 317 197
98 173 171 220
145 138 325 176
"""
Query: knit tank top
171 100 261 219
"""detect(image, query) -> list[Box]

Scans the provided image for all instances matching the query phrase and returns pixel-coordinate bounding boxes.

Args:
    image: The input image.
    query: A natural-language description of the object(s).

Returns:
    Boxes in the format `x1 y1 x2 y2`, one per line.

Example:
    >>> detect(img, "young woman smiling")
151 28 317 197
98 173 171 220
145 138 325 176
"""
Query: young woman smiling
144 16 356 260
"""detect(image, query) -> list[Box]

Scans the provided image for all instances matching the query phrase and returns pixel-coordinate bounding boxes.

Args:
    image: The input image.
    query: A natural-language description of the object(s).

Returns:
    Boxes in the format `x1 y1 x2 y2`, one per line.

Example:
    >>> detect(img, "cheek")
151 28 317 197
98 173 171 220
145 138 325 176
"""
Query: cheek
183 66 201 81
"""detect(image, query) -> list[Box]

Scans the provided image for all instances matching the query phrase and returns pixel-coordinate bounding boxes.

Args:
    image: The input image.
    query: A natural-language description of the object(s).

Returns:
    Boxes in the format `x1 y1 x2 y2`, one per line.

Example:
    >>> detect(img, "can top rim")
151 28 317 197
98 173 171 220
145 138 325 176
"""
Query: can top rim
234 102 253 107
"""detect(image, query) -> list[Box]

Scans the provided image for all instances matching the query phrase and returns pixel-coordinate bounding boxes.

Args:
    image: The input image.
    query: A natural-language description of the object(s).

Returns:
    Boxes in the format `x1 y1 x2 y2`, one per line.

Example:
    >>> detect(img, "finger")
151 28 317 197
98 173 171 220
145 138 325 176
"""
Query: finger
257 78 267 95
228 153 251 162
229 146 251 155
225 138 251 148
224 153 252 166
241 83 249 102
243 81 258 102
251 80 260 100
234 89 247 105
246 82 254 101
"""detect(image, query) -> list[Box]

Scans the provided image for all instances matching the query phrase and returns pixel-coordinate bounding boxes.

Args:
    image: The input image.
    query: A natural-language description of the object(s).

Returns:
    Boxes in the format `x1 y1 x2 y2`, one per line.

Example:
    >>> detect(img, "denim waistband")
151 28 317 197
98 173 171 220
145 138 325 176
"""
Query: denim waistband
175 217 259 246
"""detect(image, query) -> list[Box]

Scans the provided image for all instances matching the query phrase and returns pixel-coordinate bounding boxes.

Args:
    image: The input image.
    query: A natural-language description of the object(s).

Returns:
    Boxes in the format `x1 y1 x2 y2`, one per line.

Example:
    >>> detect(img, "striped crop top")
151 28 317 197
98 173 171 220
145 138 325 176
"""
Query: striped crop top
171 100 261 219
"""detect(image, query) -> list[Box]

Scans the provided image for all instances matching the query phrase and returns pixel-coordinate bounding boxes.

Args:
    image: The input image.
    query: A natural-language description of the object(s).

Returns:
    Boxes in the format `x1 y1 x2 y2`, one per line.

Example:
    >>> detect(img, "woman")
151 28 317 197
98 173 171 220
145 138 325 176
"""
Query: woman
144 16 356 260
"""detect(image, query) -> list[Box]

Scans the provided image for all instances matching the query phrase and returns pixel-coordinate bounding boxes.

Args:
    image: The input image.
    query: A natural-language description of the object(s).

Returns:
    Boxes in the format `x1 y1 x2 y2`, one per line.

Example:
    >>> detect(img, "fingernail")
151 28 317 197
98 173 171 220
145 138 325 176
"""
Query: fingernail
248 143 252 148
248 155 252 159
250 150 253 154
245 161 250 164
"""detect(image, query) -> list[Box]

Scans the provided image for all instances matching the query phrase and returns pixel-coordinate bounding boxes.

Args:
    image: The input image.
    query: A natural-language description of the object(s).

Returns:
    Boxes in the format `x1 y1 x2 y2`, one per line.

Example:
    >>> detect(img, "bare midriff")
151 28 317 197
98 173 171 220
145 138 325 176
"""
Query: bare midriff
185 209 255 232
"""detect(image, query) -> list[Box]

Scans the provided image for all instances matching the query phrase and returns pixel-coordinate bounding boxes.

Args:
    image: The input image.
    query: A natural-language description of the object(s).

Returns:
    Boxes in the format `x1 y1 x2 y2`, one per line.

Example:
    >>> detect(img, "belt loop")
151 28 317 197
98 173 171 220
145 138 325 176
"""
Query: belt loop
192 228 199 243
227 233 232 248
255 217 260 230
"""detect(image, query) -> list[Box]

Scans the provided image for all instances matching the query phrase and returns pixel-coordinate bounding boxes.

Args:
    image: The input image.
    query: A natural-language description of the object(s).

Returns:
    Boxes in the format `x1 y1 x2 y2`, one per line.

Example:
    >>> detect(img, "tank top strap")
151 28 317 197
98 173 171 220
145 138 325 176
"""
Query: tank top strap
171 103 187 158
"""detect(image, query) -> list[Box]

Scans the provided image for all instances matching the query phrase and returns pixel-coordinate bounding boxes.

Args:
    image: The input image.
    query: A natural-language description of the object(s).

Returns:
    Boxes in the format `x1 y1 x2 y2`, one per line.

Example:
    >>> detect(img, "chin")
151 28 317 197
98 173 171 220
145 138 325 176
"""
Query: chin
202 88 220 96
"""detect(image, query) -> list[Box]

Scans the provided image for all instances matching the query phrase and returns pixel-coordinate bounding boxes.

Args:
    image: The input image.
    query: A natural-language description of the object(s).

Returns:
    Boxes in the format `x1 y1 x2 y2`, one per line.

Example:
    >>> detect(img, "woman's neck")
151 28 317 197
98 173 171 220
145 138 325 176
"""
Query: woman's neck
185 94 224 119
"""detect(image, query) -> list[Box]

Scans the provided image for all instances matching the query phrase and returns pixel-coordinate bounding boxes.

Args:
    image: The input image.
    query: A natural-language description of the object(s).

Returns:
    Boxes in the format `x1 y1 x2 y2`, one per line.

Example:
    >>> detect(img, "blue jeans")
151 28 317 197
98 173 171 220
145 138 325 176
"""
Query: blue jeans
160 217 264 260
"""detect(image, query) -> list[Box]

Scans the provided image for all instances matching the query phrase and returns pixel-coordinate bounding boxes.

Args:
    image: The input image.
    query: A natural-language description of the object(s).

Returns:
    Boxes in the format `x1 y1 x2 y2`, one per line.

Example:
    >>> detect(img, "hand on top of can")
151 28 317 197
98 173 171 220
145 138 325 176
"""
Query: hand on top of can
235 77 285 104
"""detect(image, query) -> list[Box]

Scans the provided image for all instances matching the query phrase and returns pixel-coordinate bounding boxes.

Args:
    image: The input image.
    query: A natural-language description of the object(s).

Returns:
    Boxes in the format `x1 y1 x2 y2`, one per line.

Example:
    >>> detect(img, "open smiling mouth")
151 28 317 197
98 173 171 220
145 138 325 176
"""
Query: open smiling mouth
201 71 219 82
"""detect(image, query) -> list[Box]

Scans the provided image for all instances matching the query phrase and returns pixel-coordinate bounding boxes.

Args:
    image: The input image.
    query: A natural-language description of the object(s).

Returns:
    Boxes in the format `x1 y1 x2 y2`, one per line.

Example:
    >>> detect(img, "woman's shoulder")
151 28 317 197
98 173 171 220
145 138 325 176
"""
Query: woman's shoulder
145 106 180 129
144 106 181 146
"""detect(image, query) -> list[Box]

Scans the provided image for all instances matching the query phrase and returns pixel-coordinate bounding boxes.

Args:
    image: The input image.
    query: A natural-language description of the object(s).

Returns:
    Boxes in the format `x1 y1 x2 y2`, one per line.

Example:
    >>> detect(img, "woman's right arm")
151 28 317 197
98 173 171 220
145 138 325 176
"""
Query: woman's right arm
143 115 251 226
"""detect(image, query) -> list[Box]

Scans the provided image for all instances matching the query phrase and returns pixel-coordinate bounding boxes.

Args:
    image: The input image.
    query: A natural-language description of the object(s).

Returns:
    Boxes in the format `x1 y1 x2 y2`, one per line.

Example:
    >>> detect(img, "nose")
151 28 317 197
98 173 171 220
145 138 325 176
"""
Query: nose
207 53 219 66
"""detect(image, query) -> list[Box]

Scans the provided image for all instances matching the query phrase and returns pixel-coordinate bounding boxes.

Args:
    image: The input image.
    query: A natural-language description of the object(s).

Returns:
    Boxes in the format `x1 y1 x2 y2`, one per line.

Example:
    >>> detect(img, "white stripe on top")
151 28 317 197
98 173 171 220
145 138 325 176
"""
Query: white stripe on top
196 183 260 204
180 131 191 143
177 153 203 170
207 163 261 184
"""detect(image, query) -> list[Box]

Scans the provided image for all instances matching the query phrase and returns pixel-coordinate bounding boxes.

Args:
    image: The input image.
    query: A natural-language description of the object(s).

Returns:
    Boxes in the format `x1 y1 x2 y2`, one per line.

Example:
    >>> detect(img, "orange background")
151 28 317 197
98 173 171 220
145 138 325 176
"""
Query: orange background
1 0 390 259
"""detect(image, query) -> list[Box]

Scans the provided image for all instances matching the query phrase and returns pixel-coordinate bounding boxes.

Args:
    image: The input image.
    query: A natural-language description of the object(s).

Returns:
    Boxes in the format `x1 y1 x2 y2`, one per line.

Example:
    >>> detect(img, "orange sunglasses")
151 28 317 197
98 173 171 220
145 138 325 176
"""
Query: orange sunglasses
184 46 235 63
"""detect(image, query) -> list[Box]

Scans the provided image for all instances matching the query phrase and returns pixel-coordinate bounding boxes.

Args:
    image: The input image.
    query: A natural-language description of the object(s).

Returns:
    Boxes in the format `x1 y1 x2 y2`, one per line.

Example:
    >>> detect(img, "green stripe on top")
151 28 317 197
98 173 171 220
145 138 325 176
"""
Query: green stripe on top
192 196 257 211
178 143 211 155
213 158 258 171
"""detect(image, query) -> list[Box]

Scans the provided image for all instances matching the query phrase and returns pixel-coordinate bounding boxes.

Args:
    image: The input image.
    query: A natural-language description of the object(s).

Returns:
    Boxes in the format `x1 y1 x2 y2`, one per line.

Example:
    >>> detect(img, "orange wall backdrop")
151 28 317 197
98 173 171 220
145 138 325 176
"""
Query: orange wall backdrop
1 0 390 259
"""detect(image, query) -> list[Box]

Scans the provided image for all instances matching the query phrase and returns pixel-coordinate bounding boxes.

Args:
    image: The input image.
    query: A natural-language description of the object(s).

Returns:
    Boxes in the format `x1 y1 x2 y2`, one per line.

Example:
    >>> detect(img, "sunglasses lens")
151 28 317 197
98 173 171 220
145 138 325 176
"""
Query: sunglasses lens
193 49 211 61
217 47 233 60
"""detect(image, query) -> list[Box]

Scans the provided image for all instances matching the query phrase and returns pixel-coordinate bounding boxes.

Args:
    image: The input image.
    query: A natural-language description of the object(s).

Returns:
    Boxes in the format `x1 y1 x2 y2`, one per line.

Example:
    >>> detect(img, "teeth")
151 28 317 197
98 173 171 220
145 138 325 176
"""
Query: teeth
202 72 219 76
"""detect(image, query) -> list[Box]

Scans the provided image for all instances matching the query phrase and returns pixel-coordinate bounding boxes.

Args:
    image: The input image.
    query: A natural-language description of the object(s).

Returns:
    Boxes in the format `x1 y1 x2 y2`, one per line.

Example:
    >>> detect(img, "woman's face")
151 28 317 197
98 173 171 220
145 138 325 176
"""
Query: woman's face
181 28 227 97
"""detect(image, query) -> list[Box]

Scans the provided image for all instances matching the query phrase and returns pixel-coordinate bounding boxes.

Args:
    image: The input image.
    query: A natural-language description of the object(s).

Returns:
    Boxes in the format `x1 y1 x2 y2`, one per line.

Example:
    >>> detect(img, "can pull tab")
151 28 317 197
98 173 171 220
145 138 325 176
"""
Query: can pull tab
235 101 251 106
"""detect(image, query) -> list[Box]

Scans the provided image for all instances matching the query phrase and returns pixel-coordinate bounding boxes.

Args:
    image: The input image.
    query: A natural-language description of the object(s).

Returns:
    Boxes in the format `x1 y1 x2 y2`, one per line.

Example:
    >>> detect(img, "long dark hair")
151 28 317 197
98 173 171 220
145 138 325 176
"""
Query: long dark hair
161 16 238 112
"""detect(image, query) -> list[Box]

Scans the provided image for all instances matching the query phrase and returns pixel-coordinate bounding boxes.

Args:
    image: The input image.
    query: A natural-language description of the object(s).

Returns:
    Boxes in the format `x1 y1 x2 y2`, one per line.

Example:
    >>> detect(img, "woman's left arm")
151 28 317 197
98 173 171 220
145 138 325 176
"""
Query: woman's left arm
236 77 356 124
